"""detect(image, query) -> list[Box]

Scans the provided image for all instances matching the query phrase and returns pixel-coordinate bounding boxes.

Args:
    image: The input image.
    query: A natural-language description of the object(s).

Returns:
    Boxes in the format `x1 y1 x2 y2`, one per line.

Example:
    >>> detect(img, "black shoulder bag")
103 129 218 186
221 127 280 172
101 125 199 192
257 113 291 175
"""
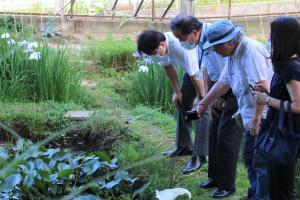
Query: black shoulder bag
257 101 300 165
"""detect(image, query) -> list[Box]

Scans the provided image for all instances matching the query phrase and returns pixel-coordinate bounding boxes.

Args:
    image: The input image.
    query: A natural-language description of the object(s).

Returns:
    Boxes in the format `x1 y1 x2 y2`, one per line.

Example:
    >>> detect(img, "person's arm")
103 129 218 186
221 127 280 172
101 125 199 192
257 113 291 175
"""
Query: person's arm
250 80 269 135
190 75 205 97
164 65 182 106
196 81 230 117
254 80 300 114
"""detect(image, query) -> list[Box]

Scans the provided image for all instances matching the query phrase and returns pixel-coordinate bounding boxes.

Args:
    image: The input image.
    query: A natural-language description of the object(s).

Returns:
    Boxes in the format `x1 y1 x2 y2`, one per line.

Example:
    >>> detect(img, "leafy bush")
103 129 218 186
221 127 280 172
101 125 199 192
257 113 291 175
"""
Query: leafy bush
127 63 184 113
0 16 22 33
0 139 146 199
84 38 136 73
0 37 90 104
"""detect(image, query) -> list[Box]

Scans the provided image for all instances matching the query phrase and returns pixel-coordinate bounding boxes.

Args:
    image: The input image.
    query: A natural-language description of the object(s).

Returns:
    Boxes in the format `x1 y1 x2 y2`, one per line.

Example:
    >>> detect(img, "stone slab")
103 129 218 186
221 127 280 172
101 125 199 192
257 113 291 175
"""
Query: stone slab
64 111 95 121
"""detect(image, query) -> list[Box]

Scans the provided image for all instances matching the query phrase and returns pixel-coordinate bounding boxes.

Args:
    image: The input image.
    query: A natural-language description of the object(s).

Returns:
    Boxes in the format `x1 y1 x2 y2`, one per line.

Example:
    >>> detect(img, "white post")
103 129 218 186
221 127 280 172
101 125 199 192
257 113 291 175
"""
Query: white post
180 0 195 15
59 0 65 29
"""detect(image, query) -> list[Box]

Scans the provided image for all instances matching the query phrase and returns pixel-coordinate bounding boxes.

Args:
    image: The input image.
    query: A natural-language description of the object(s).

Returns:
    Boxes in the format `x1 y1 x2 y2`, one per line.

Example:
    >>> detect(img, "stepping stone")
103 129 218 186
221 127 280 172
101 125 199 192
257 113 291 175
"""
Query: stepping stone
81 80 97 90
64 111 95 121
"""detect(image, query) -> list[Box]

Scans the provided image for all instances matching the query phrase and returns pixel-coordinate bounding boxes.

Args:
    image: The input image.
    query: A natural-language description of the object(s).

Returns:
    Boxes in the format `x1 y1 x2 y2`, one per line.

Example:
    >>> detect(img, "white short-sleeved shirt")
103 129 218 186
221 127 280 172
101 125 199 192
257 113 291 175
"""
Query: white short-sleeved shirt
150 32 200 77
219 36 274 130
198 23 227 81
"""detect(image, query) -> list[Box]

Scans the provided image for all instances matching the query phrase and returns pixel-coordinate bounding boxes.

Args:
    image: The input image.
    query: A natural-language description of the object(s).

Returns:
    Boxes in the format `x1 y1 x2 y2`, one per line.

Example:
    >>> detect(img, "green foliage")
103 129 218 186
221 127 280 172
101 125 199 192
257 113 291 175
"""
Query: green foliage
0 101 82 135
0 16 22 33
0 38 91 105
0 139 144 199
84 39 136 74
127 64 184 113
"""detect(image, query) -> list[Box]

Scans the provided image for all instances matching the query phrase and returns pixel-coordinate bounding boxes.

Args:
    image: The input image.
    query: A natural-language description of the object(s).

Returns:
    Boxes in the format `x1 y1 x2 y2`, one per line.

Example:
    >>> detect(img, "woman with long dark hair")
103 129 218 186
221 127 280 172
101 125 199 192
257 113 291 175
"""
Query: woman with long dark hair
254 16 300 199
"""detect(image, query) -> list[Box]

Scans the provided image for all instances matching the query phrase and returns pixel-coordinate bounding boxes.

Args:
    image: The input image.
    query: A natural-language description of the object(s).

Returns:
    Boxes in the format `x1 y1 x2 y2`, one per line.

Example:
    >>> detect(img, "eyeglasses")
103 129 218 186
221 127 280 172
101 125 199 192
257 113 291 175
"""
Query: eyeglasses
211 42 227 51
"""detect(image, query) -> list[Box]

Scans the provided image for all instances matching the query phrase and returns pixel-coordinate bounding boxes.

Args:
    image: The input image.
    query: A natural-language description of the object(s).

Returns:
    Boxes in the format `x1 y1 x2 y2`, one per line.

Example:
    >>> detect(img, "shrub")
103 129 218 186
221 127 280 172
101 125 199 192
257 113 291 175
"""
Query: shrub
0 37 90 104
127 63 184 113
84 38 136 73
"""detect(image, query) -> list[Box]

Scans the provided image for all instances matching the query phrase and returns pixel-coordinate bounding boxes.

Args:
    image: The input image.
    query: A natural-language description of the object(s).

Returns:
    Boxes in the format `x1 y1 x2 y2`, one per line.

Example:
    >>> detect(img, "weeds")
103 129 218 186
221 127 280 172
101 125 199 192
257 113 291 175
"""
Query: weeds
84 38 136 74
0 37 91 104
127 63 184 113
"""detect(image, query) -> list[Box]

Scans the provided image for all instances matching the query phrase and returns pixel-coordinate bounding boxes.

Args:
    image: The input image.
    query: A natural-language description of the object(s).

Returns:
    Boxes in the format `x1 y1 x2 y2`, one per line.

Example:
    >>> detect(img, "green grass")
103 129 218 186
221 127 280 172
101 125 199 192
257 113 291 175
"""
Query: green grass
127 64 184 113
84 38 136 75
0 101 83 135
0 38 93 105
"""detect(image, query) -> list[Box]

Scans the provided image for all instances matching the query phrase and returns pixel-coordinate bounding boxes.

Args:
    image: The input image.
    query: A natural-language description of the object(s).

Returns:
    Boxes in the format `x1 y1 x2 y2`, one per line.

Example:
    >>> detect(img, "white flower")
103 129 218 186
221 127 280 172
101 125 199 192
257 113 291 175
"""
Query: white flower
138 65 149 73
24 48 34 53
18 40 29 47
29 52 41 60
28 42 38 49
132 50 141 58
141 57 153 65
7 39 15 45
1 33 10 39
155 188 191 200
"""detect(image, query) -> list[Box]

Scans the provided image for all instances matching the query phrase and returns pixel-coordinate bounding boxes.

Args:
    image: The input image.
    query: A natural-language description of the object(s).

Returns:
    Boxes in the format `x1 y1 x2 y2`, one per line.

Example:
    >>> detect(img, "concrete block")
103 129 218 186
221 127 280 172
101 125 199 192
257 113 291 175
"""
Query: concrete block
81 80 97 90
64 111 95 121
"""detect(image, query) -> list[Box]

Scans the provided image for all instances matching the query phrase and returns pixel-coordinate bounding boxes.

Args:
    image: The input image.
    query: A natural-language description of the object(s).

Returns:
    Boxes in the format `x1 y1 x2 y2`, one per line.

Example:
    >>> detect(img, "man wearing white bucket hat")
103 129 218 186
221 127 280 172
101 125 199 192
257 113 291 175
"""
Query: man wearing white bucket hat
195 19 273 199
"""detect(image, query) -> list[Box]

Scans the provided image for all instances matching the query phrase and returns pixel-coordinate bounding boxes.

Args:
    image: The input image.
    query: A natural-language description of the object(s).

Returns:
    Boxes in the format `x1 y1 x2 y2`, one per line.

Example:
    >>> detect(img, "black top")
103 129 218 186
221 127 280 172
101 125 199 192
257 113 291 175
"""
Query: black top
264 57 300 131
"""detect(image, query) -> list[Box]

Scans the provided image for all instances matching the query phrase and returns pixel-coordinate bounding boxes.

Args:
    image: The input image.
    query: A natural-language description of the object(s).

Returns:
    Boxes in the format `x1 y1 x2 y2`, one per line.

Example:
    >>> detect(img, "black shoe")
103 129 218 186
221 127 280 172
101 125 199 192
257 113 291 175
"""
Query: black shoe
199 178 217 188
162 147 193 157
182 155 206 174
211 188 236 199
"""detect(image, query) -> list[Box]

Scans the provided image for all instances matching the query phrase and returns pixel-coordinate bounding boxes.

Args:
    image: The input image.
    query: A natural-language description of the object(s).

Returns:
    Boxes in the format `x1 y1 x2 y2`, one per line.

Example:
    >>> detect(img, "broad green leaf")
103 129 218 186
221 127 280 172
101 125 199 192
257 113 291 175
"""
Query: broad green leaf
23 174 34 187
0 147 9 160
14 139 24 151
82 159 101 175
105 179 120 190
58 163 71 171
57 169 74 179
132 181 151 198
39 170 51 181
35 159 48 170
73 194 100 200
0 174 22 192
114 171 129 180
52 152 71 161
92 151 110 162
50 174 58 182
41 148 60 158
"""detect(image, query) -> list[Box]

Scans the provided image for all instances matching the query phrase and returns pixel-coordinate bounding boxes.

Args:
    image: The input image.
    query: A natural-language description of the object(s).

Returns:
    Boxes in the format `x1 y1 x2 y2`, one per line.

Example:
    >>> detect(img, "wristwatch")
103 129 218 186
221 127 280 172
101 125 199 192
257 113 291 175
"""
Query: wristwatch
198 95 204 100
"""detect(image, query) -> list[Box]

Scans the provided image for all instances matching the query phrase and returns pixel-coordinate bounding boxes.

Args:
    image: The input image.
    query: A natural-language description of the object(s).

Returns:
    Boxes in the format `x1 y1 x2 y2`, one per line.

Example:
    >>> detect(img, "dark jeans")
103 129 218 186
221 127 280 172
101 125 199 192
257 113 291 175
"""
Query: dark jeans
176 73 210 156
208 91 243 190
244 133 257 198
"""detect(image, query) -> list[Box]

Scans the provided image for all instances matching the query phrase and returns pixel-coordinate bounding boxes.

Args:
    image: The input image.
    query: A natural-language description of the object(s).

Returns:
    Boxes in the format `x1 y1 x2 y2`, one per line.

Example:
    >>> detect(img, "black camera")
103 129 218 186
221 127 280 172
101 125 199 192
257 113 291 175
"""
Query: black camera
185 110 199 121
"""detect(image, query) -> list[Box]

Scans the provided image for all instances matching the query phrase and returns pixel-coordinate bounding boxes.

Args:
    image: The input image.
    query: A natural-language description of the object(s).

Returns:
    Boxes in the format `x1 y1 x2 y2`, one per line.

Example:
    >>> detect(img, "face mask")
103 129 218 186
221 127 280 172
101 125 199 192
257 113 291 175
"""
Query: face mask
180 41 197 50
180 33 197 50
150 53 170 66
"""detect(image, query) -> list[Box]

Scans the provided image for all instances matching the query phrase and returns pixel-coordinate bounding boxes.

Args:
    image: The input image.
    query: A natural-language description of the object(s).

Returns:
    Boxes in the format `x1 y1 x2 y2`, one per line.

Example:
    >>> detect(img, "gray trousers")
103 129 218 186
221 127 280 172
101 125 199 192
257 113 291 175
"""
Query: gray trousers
175 73 210 156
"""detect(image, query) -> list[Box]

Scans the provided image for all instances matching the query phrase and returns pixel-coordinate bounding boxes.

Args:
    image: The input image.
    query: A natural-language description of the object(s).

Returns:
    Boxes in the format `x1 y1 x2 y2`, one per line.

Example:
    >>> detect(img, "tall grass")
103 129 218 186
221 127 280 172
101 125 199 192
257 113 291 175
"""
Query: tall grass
84 38 136 72
0 38 88 104
127 64 184 113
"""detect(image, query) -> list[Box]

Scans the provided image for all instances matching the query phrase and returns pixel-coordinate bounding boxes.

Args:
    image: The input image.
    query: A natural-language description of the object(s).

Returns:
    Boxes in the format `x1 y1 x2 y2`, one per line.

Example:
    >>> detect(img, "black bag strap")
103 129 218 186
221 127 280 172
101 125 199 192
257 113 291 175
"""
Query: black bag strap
287 101 294 133
278 100 285 131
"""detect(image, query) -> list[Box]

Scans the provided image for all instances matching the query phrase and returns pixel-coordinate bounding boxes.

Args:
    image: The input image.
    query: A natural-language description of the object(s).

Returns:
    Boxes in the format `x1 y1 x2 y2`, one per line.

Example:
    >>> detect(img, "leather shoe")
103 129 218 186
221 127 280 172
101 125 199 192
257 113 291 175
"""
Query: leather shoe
182 155 206 174
162 147 193 157
199 178 217 188
211 188 236 199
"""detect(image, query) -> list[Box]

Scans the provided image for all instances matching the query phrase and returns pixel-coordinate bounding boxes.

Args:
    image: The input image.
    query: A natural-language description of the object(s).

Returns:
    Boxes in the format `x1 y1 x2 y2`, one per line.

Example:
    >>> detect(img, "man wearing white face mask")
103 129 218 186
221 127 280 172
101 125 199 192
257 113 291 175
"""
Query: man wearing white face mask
137 30 210 174
171 15 244 198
